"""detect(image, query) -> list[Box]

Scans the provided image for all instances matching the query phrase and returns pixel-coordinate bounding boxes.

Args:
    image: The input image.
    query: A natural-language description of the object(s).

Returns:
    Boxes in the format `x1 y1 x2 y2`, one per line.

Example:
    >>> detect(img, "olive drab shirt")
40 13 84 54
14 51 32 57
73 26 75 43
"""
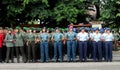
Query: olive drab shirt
24 32 29 42
15 32 24 47
27 33 35 42
52 32 64 41
5 33 15 47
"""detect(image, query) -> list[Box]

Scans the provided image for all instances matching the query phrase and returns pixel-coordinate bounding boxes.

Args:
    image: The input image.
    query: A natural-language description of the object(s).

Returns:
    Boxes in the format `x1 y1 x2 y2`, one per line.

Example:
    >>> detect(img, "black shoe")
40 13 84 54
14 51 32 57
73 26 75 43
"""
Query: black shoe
11 60 14 63
0 61 2 63
6 60 9 63
27 60 31 63
17 60 20 63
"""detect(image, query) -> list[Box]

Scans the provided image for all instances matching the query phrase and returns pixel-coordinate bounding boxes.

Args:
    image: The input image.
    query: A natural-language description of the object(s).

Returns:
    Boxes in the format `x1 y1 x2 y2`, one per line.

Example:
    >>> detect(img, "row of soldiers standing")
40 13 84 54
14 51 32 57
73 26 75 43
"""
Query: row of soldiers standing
0 26 115 63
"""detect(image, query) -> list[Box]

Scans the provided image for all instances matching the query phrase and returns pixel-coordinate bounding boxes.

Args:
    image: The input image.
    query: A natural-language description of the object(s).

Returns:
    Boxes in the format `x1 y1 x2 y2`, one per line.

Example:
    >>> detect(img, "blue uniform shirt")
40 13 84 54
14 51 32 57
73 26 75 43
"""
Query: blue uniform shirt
40 33 50 41
52 33 63 41
66 32 76 40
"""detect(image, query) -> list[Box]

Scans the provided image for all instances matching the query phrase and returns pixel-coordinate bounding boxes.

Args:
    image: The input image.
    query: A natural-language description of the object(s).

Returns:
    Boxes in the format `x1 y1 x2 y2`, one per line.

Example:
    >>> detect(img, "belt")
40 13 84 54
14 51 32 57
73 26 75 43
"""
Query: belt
93 41 101 42
105 41 112 42
54 41 61 42
41 40 48 42
67 40 75 41
80 41 87 42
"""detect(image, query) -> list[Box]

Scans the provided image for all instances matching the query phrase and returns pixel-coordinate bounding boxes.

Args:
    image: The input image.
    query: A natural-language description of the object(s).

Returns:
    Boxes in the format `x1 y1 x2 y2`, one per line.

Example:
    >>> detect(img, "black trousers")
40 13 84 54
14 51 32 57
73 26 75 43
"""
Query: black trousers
28 41 36 62
6 47 14 63
0 48 2 62
2 45 7 61
15 47 26 62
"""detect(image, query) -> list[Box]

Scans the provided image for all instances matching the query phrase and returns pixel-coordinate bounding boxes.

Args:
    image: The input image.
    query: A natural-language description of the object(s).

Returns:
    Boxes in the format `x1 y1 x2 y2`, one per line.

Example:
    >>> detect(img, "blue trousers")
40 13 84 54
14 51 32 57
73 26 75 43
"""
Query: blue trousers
87 40 93 59
54 41 62 62
93 41 102 61
67 40 76 62
105 41 113 62
40 42 49 62
102 42 105 59
79 41 88 62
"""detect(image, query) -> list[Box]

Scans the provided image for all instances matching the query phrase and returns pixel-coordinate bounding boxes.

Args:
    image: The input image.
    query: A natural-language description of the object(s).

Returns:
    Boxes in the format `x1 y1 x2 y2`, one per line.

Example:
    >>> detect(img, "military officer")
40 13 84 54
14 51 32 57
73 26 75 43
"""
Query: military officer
102 28 114 62
87 28 94 59
65 26 77 62
14 27 26 63
91 28 102 62
52 27 64 62
77 27 89 62
33 28 40 61
101 28 107 59
26 28 36 62
5 28 15 63
39 27 50 63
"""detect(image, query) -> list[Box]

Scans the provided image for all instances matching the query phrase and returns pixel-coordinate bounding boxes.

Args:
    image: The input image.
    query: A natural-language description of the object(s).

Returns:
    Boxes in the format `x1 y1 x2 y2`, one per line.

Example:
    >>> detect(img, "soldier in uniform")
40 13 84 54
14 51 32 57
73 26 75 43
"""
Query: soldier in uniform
65 26 77 62
87 28 94 59
48 28 54 59
52 27 64 62
91 28 102 62
5 28 15 63
77 27 89 62
26 28 36 62
39 27 50 63
101 28 107 59
102 28 114 62
23 27 30 58
33 28 40 61
14 27 26 63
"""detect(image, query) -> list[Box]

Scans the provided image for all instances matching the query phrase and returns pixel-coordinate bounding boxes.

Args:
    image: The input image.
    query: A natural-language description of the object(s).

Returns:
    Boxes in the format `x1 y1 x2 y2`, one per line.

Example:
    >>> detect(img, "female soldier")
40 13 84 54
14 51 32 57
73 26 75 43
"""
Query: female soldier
39 27 50 63
52 27 64 62
26 28 36 62
103 28 114 62
91 28 102 62
65 26 77 62
77 27 89 62
5 28 15 63
14 27 26 63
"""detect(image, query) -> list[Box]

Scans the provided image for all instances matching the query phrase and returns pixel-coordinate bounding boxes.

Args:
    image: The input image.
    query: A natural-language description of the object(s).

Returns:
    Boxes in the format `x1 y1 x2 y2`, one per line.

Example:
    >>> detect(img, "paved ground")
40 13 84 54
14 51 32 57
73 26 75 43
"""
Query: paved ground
0 62 120 70
0 51 120 70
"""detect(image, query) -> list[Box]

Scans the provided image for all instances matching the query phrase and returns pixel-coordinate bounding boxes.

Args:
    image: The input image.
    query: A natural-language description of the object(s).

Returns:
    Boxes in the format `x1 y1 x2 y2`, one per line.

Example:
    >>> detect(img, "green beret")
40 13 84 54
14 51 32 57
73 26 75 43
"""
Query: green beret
8 28 13 31
15 26 20 29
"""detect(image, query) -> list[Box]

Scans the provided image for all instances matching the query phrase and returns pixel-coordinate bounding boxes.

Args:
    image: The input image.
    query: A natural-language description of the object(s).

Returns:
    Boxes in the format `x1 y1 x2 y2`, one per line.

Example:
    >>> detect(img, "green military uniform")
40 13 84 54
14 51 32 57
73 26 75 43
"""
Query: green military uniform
15 32 24 47
5 34 14 47
27 32 36 62
5 33 15 63
15 32 26 63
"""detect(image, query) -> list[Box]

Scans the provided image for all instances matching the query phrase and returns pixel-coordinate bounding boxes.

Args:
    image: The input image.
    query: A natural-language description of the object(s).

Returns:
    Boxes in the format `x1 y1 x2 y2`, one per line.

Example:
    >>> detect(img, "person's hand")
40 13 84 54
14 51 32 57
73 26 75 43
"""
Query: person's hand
26 41 29 46
10 40 13 42
92 39 94 41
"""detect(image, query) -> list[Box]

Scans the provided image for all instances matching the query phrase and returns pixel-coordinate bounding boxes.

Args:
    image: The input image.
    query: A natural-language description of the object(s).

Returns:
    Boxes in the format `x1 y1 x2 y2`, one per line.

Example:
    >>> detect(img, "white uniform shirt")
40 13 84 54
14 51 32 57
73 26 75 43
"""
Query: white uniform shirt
92 33 102 42
89 32 95 39
101 33 107 40
104 33 114 41
77 32 89 41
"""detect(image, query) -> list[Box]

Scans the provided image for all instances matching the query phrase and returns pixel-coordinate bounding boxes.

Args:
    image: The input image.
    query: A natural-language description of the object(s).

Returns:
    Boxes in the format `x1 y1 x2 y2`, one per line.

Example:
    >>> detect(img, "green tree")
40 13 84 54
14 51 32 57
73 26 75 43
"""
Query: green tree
99 0 120 29
0 0 119 28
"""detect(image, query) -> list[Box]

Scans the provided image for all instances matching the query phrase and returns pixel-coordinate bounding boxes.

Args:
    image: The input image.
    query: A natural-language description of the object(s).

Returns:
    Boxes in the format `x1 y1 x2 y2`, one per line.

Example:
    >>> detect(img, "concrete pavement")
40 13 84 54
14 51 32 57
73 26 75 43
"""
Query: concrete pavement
0 62 120 70
0 51 120 70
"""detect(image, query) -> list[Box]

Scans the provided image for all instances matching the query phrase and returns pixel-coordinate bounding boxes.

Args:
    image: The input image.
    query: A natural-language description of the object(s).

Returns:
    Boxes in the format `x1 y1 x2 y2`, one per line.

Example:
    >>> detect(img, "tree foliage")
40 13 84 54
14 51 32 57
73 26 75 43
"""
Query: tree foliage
0 0 120 28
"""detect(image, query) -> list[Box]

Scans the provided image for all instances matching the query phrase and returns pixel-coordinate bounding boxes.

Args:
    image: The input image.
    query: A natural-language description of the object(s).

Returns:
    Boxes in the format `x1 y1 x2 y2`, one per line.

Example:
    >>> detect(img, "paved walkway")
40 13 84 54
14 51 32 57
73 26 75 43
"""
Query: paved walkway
0 51 120 70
